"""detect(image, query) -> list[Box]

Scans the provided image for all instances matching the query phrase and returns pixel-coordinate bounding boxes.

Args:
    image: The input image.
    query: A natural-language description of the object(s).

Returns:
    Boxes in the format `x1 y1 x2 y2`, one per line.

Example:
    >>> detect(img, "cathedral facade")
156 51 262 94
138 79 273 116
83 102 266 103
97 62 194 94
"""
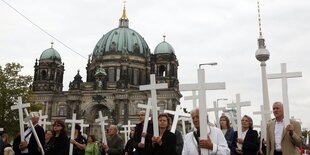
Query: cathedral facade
30 7 181 133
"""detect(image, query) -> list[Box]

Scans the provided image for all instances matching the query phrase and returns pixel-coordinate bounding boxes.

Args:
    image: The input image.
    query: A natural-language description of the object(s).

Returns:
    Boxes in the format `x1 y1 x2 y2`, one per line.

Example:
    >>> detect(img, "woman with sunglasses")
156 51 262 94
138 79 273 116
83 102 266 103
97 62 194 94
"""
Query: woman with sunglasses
45 119 69 155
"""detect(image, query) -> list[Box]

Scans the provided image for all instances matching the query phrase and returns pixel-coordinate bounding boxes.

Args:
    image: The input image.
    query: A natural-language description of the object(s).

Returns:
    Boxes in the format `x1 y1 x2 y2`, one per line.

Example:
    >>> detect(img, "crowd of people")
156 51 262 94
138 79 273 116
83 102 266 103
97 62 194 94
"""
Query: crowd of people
0 101 309 155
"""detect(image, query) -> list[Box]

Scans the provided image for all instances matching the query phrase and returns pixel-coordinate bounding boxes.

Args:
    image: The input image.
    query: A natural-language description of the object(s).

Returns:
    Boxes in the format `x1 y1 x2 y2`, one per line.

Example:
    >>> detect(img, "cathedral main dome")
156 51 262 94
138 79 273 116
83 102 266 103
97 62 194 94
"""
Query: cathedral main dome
92 8 150 58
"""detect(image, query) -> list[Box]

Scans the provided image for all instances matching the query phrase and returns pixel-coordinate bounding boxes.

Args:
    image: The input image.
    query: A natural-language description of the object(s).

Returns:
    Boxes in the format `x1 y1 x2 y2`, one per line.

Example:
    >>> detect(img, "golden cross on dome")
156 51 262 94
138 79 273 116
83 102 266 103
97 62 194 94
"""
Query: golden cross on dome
123 0 126 8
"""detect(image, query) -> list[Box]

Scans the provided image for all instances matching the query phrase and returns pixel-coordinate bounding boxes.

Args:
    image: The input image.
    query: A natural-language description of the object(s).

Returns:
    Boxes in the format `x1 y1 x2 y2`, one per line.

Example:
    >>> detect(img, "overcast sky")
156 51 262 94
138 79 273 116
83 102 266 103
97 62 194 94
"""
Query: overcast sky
1 0 309 130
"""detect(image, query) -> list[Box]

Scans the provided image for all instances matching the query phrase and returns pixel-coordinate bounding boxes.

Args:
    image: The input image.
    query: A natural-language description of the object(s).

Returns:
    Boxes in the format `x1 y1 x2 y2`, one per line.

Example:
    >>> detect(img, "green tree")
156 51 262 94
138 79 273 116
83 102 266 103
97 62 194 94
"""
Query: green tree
0 63 41 136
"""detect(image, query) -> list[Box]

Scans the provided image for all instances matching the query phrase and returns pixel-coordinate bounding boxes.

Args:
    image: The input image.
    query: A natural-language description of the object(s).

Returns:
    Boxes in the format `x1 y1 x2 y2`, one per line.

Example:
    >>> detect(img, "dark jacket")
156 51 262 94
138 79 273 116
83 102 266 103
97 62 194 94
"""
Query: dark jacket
145 130 177 155
232 128 260 155
45 133 69 155
21 125 45 155
132 121 153 155
224 127 235 153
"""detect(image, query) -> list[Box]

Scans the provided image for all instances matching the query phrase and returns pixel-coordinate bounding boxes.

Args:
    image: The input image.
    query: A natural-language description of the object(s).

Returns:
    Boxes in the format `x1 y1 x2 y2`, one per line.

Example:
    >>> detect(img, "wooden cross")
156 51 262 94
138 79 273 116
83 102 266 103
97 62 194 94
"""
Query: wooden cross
10 97 30 141
137 98 160 144
183 91 199 129
208 101 226 128
23 109 45 155
38 110 51 131
179 116 191 137
253 105 271 152
253 105 271 140
267 63 302 126
164 105 190 133
139 74 168 137
65 113 83 155
227 94 251 141
179 68 225 155
121 120 136 143
95 111 109 144
80 120 89 135
223 110 237 131
184 91 198 109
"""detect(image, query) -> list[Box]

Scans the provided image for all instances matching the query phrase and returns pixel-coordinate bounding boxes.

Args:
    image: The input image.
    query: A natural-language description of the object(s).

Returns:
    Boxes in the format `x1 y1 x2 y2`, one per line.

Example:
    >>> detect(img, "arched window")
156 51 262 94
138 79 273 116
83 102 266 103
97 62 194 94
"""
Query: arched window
159 65 166 77
41 70 47 80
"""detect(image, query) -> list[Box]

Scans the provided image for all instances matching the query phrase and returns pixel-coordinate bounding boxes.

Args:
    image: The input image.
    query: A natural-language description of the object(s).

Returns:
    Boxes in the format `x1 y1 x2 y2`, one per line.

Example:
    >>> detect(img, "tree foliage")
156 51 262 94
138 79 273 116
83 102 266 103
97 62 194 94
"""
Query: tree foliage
0 63 41 136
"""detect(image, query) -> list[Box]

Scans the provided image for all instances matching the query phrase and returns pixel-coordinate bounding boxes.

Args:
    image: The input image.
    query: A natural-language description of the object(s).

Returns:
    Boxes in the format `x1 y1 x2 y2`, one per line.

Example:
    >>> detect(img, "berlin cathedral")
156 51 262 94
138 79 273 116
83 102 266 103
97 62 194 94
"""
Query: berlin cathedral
29 6 182 133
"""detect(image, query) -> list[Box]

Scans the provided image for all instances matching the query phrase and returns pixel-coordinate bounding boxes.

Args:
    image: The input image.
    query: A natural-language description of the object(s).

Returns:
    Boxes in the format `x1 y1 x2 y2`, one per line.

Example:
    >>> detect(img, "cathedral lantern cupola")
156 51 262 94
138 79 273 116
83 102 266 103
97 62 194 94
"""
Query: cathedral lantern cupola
33 42 64 92
152 35 179 88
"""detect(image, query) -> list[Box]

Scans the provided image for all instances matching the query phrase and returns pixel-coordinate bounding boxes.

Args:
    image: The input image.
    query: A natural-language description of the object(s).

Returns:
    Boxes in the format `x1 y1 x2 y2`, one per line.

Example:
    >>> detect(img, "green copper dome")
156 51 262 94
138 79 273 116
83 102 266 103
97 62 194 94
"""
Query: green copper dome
40 43 61 61
154 40 175 54
92 7 150 58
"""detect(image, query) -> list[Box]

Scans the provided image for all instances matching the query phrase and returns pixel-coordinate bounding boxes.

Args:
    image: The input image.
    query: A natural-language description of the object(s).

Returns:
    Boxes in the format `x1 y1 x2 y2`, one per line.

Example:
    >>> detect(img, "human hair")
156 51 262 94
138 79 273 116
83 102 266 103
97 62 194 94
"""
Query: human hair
52 119 67 136
243 115 253 129
2 133 9 143
190 108 210 124
220 115 231 129
110 124 118 133
158 113 172 129
88 134 96 142
273 101 283 108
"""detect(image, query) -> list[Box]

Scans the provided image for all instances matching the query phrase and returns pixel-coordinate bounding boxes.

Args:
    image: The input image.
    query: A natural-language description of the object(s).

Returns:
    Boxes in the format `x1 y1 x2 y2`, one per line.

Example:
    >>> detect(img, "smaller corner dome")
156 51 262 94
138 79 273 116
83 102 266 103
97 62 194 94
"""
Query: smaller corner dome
40 47 61 61
154 41 175 54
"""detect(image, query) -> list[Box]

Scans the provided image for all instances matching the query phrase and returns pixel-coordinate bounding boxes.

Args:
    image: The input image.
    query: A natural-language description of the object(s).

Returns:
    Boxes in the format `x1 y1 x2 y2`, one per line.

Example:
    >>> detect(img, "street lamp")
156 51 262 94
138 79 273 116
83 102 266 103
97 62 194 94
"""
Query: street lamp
255 0 271 121
199 62 217 69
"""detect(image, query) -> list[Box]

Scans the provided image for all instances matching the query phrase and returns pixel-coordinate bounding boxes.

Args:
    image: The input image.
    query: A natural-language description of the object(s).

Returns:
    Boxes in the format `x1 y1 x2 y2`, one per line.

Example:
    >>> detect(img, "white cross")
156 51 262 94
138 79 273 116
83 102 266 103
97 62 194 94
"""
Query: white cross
38 110 51 131
227 94 251 141
95 111 109 144
23 109 45 155
267 63 302 126
65 113 83 155
164 105 190 133
80 120 89 135
137 98 160 144
179 68 225 155
253 105 271 152
183 91 198 129
253 105 271 140
208 101 226 128
178 116 191 138
10 97 30 141
0 128 3 132
226 110 237 131
139 74 168 137
184 91 198 109
121 120 136 143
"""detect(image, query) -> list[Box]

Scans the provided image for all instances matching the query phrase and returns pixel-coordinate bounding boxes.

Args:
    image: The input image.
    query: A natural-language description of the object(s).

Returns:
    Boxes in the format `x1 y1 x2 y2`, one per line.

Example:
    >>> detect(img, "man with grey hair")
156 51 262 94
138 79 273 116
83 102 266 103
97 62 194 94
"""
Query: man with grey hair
266 101 302 155
182 108 230 155
102 125 124 155
19 112 45 155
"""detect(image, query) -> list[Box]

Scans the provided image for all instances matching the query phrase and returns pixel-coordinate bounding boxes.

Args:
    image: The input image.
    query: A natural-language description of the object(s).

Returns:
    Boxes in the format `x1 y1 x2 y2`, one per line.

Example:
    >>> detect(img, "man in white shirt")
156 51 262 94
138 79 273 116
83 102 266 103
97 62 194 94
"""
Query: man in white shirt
182 108 230 155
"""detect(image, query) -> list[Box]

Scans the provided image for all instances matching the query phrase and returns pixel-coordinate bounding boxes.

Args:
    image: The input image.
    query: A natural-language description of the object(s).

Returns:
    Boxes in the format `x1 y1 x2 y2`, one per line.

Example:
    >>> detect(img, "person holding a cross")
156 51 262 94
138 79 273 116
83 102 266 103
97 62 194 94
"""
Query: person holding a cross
266 101 303 155
18 112 45 155
231 115 259 155
182 108 230 155
145 113 177 155
70 124 87 155
133 111 153 155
